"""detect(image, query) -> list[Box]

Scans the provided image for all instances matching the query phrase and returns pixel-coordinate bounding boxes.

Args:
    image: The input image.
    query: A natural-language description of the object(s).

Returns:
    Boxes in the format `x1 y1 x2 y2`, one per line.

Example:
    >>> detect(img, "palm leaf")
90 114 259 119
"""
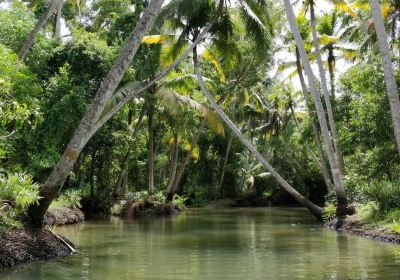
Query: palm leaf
158 88 225 136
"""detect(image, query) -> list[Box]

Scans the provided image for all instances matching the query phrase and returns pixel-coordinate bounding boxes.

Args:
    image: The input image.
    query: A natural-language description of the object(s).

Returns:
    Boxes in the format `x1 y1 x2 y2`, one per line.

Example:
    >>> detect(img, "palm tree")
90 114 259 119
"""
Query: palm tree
307 0 345 176
27 0 165 227
282 0 352 216
193 49 323 218
317 11 359 98
277 14 334 192
369 0 400 157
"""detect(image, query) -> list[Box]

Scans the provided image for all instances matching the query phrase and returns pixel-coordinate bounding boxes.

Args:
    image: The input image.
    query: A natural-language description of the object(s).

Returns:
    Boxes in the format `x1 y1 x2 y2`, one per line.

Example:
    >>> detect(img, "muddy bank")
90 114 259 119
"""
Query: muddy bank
44 206 85 226
327 218 400 244
0 229 74 270
115 200 182 218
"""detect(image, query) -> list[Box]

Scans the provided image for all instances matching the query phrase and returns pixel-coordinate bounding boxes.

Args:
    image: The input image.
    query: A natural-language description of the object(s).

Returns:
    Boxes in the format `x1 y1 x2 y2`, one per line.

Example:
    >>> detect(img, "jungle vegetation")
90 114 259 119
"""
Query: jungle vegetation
0 0 399 231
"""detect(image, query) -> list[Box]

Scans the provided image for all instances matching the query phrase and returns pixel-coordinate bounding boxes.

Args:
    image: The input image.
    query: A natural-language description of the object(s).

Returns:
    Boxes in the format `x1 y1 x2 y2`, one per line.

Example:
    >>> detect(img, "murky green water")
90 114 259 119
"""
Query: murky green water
3 208 400 279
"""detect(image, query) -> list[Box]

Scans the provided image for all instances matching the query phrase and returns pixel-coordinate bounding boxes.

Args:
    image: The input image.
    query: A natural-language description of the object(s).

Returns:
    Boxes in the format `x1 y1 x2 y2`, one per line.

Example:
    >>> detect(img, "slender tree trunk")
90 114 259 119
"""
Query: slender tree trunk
166 132 179 194
295 48 334 192
370 0 400 157
114 107 146 197
193 50 323 219
284 0 352 216
19 0 62 60
309 3 345 176
327 46 335 99
90 150 96 200
166 121 206 201
219 135 232 195
54 1 62 38
27 0 164 227
148 107 155 194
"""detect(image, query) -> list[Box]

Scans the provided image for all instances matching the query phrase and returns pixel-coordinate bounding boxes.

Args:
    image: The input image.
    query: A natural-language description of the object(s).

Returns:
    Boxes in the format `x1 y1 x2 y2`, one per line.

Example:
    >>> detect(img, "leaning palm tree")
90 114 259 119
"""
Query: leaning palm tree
27 0 165 227
369 0 400 157
277 14 334 192
193 49 323 218
282 0 352 216
305 0 345 176
19 0 62 60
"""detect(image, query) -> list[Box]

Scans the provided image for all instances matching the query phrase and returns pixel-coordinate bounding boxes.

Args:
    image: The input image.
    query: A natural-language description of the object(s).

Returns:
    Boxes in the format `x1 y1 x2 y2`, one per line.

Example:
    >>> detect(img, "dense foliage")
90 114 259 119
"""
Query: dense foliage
0 0 400 231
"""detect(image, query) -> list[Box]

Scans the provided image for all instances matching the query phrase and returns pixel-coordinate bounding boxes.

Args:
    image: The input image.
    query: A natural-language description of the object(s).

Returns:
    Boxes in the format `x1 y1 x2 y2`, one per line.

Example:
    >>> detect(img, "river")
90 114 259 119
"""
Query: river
3 208 400 279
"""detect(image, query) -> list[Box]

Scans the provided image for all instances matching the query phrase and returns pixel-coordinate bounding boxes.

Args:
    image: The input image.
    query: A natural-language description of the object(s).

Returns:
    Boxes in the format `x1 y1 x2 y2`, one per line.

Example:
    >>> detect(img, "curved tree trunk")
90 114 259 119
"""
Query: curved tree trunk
309 3 345 176
283 0 351 216
369 0 400 157
219 135 232 195
90 0 225 133
27 0 164 228
193 50 323 219
19 0 62 61
295 48 333 192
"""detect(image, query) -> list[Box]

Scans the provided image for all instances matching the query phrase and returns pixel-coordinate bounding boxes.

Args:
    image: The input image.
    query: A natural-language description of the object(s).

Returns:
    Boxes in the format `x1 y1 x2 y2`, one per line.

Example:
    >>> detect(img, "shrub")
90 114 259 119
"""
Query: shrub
323 202 336 221
50 189 82 209
363 180 400 213
0 172 40 234
356 201 379 223
391 222 400 235
0 172 40 212
172 194 187 210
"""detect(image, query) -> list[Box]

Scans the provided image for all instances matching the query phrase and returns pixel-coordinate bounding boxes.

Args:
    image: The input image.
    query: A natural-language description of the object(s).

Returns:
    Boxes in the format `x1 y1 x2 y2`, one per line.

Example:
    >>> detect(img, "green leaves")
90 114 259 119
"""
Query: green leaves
158 88 225 136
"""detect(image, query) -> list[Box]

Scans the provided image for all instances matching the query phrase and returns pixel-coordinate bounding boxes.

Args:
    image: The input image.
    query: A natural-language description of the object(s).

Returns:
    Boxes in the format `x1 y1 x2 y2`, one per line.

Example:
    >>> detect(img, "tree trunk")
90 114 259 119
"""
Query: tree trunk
309 3 345 176
27 0 164 227
327 46 335 99
148 107 155 194
370 0 400 157
166 132 179 194
219 135 232 195
284 0 350 216
90 150 96 200
90 0 226 133
166 121 206 201
295 48 334 192
19 0 62 61
54 1 62 38
114 107 146 197
193 50 323 219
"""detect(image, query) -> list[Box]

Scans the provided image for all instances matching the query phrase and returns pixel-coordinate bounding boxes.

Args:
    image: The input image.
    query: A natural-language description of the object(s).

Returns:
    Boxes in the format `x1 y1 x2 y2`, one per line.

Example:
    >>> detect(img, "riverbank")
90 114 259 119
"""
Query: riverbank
0 228 74 270
44 206 85 226
327 216 400 244
0 206 84 270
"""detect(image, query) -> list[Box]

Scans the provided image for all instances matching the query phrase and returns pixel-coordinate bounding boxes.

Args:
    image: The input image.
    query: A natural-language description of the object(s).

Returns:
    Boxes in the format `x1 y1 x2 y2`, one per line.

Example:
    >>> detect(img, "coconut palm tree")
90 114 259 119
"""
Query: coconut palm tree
27 0 165 227
282 0 352 216
317 11 359 98
277 14 334 192
369 0 400 157
306 0 345 176
193 49 323 218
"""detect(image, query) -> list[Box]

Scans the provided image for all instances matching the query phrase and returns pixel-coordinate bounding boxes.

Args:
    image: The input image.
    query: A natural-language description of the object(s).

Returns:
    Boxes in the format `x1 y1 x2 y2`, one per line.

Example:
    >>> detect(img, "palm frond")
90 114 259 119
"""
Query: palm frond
158 88 225 136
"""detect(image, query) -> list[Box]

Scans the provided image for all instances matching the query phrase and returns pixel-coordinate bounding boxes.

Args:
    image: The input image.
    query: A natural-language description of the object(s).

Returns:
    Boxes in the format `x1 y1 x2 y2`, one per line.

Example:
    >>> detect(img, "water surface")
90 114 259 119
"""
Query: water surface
3 208 400 279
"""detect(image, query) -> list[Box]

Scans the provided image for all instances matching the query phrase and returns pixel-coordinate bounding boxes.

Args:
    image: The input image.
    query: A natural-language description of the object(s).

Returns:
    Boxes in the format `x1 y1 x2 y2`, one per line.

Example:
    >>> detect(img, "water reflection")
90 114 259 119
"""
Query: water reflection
2 208 400 279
